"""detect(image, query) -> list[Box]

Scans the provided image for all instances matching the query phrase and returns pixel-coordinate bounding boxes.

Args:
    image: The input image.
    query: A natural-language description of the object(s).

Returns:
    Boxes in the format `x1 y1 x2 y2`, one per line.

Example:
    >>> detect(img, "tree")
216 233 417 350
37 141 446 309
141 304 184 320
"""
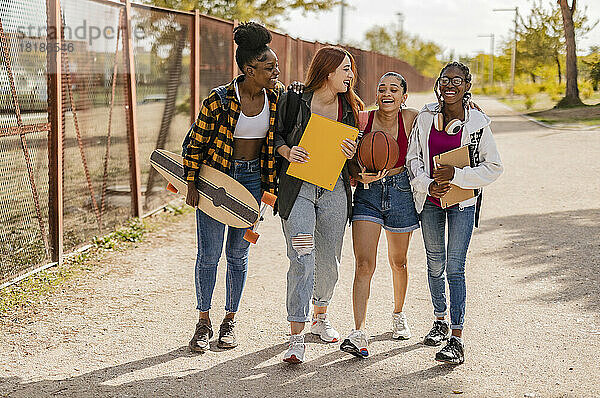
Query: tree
364 24 443 78
517 0 594 84
143 0 340 27
557 0 583 107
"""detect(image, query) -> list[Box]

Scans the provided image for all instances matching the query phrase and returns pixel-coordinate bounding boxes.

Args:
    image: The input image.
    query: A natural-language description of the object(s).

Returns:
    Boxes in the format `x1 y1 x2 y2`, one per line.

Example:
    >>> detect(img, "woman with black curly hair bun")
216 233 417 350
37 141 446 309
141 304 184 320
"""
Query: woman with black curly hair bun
183 21 284 353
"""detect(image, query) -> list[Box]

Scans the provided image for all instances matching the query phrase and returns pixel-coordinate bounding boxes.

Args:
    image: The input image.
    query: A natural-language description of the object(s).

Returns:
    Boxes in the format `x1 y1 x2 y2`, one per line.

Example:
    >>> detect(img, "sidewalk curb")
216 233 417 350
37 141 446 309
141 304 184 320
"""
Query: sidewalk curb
520 112 600 132
491 97 600 132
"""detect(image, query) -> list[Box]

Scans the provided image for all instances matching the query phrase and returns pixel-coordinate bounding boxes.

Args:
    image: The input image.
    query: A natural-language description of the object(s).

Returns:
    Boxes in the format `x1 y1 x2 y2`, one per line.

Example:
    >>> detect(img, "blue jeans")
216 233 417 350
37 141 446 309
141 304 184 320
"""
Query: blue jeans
282 178 347 323
194 159 261 313
420 201 475 330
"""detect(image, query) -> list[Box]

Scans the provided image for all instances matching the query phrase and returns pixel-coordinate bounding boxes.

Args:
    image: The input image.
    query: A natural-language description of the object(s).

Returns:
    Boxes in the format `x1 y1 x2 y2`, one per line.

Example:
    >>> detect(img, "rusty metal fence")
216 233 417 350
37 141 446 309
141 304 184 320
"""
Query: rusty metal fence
0 0 434 287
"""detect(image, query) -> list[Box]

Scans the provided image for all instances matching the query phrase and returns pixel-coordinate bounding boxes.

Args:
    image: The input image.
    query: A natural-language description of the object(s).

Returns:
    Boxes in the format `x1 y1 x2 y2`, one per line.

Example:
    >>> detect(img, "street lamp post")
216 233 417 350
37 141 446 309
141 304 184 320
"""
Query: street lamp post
339 1 346 44
477 34 495 87
397 12 405 39
493 7 519 96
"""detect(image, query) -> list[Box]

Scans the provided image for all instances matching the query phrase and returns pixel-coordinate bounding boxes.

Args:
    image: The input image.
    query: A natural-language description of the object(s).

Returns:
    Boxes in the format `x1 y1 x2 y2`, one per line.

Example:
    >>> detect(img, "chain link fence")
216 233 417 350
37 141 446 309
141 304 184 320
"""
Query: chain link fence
0 0 434 287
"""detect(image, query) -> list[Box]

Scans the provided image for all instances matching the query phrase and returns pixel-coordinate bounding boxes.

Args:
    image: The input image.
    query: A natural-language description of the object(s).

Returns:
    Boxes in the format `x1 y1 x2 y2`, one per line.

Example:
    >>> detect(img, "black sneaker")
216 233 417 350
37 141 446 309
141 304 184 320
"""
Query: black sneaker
435 336 464 365
423 320 450 346
189 319 213 353
217 318 238 349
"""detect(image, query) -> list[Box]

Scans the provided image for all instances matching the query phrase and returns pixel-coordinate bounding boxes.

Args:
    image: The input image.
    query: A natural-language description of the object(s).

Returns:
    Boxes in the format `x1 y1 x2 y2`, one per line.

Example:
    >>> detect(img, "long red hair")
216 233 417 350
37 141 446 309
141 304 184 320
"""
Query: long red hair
305 46 364 125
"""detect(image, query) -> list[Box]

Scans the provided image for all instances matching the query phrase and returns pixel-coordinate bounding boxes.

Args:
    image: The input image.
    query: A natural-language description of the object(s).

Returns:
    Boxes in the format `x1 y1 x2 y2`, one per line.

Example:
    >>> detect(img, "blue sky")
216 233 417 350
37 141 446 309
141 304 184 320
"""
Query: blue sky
278 0 599 57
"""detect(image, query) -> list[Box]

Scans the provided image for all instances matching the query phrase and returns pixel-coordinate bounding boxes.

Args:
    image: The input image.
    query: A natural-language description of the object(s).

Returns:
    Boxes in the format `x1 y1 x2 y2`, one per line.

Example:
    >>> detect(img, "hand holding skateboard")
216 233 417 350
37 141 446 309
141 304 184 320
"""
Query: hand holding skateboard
151 149 276 244
185 181 199 207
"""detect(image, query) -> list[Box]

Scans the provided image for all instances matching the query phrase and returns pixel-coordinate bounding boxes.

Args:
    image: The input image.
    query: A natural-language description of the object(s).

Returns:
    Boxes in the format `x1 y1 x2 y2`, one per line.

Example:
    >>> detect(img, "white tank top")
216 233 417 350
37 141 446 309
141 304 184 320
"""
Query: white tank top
233 81 270 139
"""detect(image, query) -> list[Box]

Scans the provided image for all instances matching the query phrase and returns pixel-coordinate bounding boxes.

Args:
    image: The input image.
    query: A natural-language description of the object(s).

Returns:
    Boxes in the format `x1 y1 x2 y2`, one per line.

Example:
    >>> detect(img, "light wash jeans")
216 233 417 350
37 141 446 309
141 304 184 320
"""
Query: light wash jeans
420 201 475 330
282 177 348 323
194 159 261 313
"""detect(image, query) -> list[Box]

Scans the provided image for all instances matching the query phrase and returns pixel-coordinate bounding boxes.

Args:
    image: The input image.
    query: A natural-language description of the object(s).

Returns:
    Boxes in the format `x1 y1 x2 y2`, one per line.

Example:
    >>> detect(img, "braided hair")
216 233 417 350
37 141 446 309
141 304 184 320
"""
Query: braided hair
233 22 272 72
434 61 472 110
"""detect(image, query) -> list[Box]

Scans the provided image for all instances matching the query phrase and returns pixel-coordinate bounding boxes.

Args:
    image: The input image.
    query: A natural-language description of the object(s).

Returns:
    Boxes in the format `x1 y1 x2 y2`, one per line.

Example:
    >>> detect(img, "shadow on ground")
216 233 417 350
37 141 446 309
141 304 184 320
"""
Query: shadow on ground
0 333 461 397
477 208 600 313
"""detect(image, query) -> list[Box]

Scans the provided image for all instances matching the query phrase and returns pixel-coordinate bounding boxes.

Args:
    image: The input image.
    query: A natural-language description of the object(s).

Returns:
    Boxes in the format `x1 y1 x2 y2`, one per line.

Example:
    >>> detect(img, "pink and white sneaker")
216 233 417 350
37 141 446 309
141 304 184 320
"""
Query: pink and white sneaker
283 334 305 364
310 313 340 343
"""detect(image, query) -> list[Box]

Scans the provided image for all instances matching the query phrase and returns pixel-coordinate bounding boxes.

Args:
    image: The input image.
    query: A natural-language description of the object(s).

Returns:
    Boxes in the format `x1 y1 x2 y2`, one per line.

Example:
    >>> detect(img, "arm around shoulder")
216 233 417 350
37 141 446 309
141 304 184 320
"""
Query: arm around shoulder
275 91 289 152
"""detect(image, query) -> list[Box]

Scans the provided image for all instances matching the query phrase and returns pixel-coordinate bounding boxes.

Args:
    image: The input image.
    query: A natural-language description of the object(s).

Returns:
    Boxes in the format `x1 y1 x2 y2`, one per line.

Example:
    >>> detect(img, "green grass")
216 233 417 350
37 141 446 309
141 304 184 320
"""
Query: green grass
498 91 600 111
537 117 600 126
0 201 190 319
497 91 600 129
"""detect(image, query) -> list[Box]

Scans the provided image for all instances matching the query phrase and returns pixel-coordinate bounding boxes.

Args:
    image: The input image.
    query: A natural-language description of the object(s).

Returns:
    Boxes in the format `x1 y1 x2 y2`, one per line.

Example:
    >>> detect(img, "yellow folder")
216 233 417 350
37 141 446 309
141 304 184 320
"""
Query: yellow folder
286 113 359 190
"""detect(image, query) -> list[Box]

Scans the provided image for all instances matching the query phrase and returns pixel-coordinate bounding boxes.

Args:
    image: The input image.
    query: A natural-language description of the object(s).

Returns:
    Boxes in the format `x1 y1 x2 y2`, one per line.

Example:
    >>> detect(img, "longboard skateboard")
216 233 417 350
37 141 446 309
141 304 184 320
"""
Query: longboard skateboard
150 149 260 228
243 191 277 244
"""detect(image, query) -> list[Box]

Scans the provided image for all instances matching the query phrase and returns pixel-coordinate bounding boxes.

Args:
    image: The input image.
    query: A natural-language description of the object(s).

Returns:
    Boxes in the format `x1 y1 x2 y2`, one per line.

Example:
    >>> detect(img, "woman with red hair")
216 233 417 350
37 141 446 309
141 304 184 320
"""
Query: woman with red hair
275 46 364 364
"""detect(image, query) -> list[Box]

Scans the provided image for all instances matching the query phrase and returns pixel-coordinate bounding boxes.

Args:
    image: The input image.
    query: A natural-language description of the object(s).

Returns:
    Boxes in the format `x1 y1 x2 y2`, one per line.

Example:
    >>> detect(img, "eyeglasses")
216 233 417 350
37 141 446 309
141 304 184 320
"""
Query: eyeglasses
439 76 464 86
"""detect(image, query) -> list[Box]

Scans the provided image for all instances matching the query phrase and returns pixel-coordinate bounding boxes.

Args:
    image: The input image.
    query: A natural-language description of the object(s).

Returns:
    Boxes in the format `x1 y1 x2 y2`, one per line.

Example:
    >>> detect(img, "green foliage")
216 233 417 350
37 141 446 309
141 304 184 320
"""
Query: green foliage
463 1 597 90
165 203 187 215
472 86 507 96
0 251 93 316
514 82 538 97
143 0 340 27
364 25 443 78
524 96 536 110
582 50 600 90
539 80 565 99
92 218 146 250
579 80 594 99
0 217 151 317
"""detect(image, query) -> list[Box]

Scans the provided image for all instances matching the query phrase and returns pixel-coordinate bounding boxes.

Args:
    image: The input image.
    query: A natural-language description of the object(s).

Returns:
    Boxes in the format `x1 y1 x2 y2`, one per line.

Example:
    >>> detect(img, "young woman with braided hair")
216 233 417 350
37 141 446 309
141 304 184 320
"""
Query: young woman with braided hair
406 62 503 364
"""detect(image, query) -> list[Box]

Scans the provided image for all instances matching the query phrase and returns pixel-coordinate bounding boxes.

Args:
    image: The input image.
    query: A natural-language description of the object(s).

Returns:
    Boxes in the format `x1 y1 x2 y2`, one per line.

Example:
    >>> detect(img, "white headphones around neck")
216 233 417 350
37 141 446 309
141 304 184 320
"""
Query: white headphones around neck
433 108 470 135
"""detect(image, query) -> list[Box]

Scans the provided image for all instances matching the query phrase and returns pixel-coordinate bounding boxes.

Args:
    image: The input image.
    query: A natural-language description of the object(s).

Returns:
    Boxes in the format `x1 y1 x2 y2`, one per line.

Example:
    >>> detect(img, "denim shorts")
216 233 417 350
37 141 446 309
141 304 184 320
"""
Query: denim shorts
352 169 420 233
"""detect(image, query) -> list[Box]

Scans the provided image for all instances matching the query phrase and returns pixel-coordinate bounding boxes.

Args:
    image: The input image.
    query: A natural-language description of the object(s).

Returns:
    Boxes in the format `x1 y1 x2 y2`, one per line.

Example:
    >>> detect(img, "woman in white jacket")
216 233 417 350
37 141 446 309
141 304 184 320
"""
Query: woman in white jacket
406 62 503 365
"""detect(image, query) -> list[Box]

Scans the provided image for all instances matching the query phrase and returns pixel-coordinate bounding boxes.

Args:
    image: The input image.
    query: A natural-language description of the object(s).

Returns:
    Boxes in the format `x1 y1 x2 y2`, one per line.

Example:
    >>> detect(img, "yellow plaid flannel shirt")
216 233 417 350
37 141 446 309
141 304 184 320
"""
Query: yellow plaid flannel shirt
183 76 285 194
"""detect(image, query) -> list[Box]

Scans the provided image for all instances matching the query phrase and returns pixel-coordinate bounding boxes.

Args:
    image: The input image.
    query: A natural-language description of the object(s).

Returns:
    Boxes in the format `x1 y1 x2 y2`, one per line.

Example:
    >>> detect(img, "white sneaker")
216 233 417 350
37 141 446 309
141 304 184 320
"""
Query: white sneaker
283 335 305 364
340 329 369 358
392 312 412 340
310 313 340 343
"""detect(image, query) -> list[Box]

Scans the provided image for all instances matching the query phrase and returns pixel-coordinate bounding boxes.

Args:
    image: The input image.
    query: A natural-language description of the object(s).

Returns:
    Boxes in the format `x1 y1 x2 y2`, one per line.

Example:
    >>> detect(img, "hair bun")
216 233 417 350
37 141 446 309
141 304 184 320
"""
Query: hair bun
234 22 271 51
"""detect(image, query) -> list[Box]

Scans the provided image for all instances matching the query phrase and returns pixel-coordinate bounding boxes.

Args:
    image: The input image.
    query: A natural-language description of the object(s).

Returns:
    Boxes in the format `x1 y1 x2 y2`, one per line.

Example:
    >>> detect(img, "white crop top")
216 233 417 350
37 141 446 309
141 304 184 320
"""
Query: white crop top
233 81 270 139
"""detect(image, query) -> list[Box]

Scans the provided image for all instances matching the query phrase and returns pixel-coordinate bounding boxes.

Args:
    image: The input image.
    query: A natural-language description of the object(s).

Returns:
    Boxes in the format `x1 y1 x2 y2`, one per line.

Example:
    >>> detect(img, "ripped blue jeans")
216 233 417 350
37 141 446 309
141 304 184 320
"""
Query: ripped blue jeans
281 178 347 323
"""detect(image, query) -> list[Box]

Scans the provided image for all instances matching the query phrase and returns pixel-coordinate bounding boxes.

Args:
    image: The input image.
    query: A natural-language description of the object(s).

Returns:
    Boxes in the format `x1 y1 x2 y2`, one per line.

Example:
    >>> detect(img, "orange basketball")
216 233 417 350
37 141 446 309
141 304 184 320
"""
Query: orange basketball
357 131 399 172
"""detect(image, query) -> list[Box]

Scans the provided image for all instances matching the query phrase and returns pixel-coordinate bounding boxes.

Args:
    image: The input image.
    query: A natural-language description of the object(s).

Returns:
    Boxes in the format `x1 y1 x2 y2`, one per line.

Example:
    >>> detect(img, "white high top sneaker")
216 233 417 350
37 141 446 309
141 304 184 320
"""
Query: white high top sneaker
392 312 411 339
283 334 305 364
310 313 340 343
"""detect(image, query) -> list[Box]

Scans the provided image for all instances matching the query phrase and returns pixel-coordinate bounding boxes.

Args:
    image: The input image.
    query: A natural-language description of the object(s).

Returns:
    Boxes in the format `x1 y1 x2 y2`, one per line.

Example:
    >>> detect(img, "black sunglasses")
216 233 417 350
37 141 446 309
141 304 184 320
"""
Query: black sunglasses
439 76 464 86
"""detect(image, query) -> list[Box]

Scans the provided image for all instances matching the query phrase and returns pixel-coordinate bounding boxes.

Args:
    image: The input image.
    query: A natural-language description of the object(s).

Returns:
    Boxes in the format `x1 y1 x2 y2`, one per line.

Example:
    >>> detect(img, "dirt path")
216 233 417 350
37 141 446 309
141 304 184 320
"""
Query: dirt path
1 95 599 398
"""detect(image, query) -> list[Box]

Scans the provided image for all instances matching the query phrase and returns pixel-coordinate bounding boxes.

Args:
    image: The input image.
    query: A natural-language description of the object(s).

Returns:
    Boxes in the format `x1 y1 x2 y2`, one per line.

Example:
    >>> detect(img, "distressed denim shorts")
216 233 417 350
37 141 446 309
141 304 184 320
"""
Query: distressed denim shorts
352 169 420 233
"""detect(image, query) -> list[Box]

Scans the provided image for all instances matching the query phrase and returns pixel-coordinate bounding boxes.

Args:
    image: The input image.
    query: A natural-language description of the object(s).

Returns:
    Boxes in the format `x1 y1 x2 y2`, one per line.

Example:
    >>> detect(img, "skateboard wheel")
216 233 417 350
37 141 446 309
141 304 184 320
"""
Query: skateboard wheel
166 183 178 194
243 229 259 244
261 192 277 207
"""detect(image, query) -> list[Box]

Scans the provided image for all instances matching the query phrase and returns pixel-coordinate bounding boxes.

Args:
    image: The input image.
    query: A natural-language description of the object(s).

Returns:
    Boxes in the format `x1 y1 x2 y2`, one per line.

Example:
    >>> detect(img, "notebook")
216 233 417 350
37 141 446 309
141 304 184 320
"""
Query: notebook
434 144 476 208
287 113 359 191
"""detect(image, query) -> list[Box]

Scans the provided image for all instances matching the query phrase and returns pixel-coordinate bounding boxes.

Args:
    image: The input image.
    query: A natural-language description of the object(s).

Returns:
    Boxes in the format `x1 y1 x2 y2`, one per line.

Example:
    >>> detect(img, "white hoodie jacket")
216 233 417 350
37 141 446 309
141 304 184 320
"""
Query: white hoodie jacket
406 103 503 213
